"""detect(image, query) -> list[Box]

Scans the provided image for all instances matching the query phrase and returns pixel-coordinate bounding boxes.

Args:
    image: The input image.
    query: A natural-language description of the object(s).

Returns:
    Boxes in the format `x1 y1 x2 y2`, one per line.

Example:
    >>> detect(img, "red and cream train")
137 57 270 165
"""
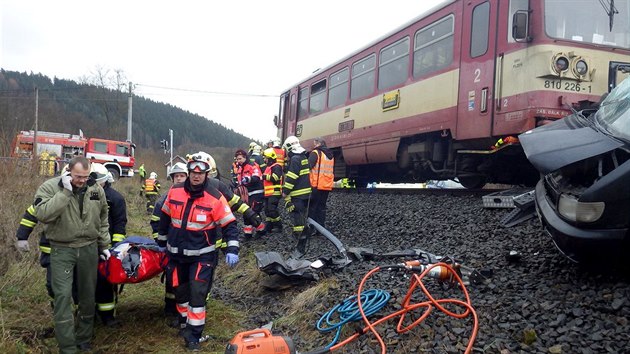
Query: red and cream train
274 0 630 188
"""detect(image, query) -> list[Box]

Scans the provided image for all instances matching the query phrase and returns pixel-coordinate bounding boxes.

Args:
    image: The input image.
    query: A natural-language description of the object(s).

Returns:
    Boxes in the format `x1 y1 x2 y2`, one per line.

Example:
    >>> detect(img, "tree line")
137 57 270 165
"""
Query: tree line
0 69 253 156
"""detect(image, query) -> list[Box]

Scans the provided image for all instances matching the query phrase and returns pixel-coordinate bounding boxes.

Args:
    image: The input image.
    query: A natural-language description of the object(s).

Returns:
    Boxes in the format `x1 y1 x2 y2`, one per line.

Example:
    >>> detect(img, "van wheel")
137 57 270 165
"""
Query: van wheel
107 168 120 181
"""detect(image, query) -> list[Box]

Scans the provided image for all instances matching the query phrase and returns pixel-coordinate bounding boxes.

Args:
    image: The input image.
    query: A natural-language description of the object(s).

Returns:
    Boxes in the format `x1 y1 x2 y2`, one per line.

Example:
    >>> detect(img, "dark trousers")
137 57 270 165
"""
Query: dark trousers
95 271 118 319
289 198 308 234
146 194 158 214
51 243 98 353
308 189 330 229
167 258 215 343
265 196 281 223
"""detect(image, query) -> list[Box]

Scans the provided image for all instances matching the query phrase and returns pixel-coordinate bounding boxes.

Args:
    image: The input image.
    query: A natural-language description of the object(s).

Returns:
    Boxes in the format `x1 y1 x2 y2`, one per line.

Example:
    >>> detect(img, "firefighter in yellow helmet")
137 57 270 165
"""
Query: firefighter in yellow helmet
262 148 283 233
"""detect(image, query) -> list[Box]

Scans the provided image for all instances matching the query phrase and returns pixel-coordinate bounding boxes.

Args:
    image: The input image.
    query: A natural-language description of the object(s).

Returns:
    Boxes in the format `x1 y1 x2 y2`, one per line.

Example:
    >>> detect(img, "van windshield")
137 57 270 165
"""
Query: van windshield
545 0 630 49
594 78 630 141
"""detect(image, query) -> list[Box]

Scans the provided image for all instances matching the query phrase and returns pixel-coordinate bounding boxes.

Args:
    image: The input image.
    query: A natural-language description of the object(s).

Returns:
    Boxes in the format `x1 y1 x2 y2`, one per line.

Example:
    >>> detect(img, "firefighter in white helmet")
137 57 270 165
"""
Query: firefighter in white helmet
282 136 312 258
142 171 161 214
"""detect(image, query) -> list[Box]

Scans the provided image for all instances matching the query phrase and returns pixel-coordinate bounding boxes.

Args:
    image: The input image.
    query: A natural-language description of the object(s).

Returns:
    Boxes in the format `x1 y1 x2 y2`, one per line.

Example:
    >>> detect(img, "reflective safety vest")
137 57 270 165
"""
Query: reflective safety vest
160 184 237 258
283 153 311 199
144 178 159 194
263 163 283 197
310 150 334 191
273 147 286 167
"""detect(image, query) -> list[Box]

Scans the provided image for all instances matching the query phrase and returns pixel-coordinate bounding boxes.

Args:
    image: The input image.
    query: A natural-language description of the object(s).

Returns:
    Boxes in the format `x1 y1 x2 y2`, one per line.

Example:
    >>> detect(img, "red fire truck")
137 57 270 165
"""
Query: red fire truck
11 130 135 180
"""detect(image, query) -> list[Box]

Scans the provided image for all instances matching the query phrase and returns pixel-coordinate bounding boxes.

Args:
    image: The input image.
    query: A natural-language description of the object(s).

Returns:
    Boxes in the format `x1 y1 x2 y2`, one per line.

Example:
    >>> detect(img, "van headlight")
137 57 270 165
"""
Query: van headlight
558 194 605 223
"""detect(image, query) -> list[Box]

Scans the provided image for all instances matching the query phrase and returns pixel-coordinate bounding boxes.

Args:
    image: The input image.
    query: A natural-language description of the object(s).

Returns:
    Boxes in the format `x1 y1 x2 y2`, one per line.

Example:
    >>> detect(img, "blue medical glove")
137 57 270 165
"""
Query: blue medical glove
226 253 239 267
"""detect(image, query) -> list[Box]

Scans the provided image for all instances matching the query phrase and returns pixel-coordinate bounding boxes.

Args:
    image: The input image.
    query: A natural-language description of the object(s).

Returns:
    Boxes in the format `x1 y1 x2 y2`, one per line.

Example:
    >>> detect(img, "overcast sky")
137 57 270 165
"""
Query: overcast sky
1 0 445 143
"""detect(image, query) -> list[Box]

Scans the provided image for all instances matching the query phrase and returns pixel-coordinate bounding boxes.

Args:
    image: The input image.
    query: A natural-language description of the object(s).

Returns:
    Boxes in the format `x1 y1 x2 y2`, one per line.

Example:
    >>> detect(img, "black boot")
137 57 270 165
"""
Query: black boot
290 233 309 259
272 222 283 232
99 310 121 327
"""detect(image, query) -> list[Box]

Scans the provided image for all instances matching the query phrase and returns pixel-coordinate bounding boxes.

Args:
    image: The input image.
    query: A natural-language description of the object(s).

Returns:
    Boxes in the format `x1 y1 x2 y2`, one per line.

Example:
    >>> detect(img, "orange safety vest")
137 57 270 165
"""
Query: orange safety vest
310 150 334 191
273 147 286 167
144 179 157 193
263 163 283 197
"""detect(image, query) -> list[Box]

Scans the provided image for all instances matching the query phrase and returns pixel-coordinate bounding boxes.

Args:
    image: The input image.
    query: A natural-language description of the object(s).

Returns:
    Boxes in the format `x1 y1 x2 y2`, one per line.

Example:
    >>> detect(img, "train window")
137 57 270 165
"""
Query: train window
310 80 327 115
328 68 349 108
413 15 454 78
351 54 376 100
470 2 490 58
378 37 410 91
298 87 309 119
508 0 528 42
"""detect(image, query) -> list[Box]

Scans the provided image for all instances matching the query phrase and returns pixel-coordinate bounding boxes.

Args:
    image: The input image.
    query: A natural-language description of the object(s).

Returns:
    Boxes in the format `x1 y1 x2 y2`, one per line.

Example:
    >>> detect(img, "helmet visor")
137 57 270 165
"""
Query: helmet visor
187 160 209 173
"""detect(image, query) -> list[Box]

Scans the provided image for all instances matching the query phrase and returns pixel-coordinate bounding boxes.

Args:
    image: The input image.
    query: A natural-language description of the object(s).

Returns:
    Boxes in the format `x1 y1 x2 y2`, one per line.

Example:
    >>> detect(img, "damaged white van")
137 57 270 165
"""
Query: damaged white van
520 78 630 263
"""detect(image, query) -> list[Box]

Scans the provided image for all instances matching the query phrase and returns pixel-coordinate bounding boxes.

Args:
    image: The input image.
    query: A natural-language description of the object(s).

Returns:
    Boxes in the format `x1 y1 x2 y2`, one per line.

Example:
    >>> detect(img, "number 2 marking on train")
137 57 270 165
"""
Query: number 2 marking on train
474 69 481 83
503 99 508 107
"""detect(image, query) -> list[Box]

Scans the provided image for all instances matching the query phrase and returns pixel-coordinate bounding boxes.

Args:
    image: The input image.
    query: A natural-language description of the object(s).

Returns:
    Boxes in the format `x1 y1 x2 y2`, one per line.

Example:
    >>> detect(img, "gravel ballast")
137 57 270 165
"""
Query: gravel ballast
214 191 630 353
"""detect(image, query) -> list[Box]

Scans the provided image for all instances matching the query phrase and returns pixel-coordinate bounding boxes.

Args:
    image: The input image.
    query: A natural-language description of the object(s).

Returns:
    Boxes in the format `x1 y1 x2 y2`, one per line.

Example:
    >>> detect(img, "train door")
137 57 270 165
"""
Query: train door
278 92 290 141
456 0 498 140
283 88 299 138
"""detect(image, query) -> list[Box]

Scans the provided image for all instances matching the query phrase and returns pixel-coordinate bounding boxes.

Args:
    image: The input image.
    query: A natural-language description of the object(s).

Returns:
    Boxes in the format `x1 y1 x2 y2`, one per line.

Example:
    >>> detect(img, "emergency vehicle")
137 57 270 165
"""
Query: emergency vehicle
11 130 135 180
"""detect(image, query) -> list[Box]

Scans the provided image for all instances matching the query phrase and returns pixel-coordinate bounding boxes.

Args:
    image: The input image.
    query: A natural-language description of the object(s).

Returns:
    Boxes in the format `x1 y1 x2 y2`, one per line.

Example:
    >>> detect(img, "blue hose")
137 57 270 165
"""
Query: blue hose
316 289 391 349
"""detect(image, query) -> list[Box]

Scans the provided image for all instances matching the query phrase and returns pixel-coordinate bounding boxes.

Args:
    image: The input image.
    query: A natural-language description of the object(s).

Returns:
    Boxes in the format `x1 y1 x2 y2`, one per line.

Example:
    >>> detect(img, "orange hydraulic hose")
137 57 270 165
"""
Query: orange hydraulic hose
328 262 479 354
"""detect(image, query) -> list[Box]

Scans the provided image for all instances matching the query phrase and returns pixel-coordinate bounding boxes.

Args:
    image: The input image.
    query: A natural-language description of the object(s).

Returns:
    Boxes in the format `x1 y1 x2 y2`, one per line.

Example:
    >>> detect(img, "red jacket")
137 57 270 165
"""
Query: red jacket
158 179 238 261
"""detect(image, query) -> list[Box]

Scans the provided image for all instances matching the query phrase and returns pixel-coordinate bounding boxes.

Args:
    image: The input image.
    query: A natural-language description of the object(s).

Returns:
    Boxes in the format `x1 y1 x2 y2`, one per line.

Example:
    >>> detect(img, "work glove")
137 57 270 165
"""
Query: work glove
99 249 111 261
226 253 239 267
243 208 262 227
241 176 251 185
61 172 73 191
16 240 30 252
284 196 295 213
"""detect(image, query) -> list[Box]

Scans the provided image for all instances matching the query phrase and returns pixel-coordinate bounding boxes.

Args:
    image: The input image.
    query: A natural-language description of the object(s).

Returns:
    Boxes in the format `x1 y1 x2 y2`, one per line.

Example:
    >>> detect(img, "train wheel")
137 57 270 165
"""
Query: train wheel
457 175 486 189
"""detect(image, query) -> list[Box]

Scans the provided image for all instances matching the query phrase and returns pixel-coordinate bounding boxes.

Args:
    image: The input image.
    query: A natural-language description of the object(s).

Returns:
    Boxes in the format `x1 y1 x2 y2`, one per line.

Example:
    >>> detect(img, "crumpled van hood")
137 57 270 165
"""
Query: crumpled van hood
519 114 623 174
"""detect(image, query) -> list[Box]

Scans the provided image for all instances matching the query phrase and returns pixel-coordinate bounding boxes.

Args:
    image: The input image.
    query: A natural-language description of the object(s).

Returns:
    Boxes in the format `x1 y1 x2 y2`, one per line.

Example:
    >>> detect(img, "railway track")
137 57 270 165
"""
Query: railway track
332 186 509 197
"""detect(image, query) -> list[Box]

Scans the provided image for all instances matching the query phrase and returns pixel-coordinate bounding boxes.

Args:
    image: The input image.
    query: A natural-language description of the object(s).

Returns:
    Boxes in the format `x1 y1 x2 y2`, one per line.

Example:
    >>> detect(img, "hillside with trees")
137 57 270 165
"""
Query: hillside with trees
0 69 255 157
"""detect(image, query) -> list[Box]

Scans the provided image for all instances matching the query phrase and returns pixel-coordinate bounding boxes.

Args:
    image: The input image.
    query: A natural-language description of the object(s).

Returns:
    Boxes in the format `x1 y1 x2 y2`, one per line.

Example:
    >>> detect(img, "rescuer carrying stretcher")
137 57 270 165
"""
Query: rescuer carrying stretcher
157 153 240 351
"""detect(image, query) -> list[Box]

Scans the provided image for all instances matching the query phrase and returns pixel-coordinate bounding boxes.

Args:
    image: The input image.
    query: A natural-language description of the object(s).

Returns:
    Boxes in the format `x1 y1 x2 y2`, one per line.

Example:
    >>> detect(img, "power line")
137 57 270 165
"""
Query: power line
135 83 278 98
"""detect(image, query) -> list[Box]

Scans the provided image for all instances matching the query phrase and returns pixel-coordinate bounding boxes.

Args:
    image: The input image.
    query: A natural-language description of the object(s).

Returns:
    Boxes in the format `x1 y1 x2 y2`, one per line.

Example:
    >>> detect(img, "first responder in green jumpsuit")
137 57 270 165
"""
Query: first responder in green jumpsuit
34 156 110 354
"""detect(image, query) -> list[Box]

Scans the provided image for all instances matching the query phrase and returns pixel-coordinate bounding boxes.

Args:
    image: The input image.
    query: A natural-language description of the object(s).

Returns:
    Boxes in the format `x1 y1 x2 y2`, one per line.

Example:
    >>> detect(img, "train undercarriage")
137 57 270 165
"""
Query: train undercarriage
334 131 539 188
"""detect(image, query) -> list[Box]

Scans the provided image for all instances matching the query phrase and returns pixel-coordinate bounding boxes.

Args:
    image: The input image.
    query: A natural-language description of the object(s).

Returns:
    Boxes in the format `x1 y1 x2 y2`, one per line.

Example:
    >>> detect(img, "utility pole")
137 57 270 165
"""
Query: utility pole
169 128 174 167
33 87 39 159
127 82 133 143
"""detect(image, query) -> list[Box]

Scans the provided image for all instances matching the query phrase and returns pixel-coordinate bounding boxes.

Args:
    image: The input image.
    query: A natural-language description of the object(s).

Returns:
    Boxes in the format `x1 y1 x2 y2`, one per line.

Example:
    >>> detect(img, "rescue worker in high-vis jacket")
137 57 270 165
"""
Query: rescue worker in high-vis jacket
142 171 161 214
272 137 286 168
138 163 146 183
282 136 312 259
15 205 78 303
151 157 262 319
91 163 128 327
249 144 266 172
32 156 110 353
150 162 189 318
157 154 240 351
308 137 335 231
262 148 283 233
235 149 266 239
